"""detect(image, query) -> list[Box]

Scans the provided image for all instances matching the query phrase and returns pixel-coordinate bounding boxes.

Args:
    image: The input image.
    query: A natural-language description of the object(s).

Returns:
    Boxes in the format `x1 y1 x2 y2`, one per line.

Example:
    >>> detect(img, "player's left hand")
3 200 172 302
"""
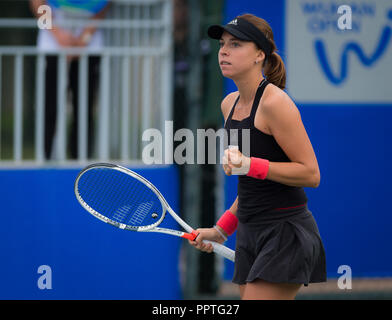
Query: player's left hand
222 148 251 175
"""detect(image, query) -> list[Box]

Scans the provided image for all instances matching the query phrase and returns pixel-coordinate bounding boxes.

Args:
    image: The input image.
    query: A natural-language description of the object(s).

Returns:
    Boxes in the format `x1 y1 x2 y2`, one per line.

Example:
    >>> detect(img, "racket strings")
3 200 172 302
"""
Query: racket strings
78 168 163 228
82 169 137 222
84 168 131 218
105 170 134 218
94 169 135 221
89 169 122 218
89 168 117 212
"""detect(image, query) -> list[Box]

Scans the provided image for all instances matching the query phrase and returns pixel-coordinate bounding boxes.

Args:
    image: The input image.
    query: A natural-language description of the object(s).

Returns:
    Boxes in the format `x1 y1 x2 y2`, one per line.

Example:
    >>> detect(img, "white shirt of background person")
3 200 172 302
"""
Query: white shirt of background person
37 0 108 52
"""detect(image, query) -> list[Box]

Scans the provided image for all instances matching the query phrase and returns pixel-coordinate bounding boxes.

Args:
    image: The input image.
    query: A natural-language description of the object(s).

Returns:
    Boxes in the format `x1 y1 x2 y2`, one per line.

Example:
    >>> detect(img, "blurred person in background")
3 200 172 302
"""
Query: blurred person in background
30 0 110 160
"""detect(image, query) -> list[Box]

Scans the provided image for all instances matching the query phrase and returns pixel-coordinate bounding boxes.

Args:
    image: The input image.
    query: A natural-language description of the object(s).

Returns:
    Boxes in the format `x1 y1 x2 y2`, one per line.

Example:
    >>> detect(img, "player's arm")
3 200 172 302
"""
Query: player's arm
189 94 240 251
228 196 238 215
226 86 320 187
216 196 238 240
260 87 320 188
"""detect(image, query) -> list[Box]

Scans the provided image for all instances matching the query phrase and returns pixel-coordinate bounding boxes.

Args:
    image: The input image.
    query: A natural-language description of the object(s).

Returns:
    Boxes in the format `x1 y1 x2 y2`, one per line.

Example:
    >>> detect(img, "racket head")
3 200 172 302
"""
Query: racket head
75 163 168 231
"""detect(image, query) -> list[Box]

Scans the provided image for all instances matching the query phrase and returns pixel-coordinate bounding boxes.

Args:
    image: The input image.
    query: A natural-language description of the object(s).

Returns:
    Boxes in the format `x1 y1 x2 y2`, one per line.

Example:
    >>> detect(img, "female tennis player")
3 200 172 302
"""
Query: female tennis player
189 14 326 300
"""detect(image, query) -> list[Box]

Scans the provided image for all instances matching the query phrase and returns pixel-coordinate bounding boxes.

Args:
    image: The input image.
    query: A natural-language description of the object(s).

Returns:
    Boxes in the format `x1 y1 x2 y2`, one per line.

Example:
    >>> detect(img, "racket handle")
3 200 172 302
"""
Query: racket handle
203 240 235 262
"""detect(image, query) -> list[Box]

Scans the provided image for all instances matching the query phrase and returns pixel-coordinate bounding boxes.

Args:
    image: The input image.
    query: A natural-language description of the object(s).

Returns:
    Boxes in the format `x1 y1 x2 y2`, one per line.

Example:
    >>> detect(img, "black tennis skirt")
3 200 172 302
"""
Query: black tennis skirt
232 205 326 286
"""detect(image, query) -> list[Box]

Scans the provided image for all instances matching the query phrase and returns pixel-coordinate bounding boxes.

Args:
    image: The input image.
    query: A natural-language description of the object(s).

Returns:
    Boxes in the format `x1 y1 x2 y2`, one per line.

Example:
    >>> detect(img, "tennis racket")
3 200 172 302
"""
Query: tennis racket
74 163 235 262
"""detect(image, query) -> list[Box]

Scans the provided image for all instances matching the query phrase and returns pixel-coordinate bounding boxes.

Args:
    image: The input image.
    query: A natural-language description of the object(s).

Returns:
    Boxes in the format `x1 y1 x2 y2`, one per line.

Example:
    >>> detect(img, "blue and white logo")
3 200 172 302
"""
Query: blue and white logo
286 0 392 103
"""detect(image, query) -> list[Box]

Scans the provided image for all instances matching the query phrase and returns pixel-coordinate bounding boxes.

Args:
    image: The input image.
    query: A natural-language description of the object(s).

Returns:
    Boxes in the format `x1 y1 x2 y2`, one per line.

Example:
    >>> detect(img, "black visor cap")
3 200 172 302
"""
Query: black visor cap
208 24 253 42
207 17 273 57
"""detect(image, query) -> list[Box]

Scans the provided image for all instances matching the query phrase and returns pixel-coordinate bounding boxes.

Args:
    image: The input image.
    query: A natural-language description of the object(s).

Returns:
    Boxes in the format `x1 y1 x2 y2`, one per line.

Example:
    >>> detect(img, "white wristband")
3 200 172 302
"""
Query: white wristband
214 225 228 242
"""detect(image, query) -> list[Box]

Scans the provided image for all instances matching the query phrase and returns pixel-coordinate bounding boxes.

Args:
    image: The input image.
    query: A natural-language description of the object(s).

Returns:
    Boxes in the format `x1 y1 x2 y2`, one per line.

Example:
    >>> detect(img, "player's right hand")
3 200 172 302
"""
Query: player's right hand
188 227 225 253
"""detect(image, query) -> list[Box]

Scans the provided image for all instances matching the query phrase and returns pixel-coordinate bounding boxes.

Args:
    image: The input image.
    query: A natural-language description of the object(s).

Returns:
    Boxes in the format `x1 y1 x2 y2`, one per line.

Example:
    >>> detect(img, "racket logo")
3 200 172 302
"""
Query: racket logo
128 201 153 225
113 205 132 223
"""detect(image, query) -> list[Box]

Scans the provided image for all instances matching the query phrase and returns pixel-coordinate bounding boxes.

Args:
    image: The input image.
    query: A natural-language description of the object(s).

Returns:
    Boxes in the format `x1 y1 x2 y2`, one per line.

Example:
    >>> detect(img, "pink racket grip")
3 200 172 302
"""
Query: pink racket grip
217 210 238 236
247 157 269 180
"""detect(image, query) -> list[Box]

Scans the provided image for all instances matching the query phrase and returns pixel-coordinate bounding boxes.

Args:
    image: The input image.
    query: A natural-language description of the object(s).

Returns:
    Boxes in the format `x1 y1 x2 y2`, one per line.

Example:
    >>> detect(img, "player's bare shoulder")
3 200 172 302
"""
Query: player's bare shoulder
260 83 299 119
256 82 302 136
221 91 239 121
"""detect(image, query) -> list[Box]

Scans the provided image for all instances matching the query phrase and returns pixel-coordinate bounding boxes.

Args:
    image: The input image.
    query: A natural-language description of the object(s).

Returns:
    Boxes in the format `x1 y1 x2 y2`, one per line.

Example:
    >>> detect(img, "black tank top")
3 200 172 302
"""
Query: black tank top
224 79 308 221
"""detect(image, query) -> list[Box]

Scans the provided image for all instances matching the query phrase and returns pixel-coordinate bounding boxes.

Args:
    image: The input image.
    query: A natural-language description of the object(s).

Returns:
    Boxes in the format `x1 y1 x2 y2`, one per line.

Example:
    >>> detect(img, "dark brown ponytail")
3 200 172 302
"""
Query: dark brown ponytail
263 52 286 90
238 13 286 90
